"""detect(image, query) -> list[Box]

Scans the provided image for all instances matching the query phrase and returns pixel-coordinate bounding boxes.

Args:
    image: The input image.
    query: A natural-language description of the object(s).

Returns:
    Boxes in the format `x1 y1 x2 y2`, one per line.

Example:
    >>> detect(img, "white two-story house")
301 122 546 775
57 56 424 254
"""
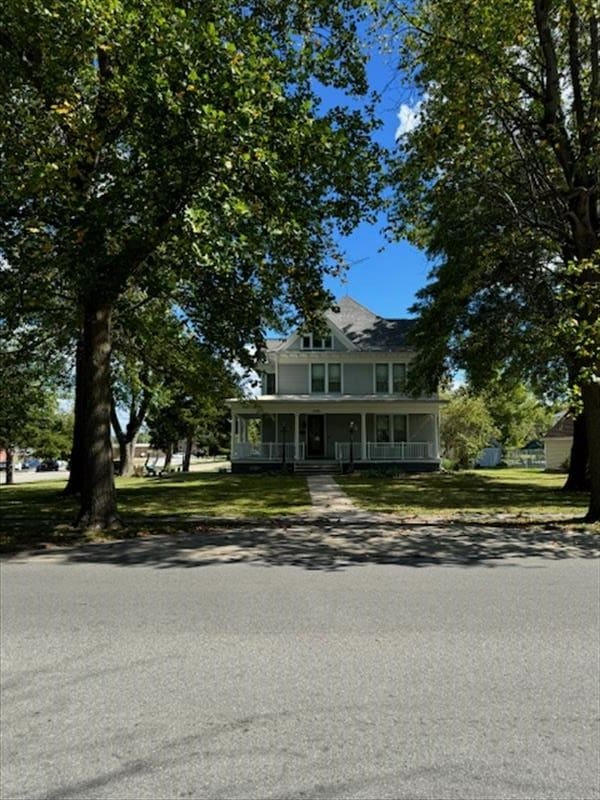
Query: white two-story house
227 296 442 472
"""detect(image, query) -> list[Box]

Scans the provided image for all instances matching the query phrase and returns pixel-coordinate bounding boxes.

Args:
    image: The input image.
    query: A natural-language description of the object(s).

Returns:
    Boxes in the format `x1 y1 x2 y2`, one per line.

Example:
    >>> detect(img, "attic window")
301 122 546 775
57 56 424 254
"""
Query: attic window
301 334 333 350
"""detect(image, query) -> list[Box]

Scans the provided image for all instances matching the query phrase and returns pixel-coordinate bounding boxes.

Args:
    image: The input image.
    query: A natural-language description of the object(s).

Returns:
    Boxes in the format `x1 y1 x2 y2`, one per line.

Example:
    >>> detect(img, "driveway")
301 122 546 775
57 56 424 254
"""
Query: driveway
1 549 598 800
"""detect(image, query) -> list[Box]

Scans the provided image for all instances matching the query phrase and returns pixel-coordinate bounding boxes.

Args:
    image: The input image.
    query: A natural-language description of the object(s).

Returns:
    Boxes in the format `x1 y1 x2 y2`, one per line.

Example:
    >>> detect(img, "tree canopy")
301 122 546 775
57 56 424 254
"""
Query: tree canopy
1 0 384 525
388 0 600 519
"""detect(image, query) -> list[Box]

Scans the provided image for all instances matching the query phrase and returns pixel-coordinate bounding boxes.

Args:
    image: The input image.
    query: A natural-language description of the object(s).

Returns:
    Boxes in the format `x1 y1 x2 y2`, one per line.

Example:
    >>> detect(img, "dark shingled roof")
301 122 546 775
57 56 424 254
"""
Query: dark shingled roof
325 296 414 351
544 412 574 438
265 296 414 351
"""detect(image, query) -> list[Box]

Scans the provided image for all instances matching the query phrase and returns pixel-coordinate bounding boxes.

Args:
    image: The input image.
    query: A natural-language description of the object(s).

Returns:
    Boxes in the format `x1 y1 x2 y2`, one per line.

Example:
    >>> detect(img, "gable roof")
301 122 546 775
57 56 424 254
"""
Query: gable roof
266 296 414 353
325 296 414 351
544 412 574 439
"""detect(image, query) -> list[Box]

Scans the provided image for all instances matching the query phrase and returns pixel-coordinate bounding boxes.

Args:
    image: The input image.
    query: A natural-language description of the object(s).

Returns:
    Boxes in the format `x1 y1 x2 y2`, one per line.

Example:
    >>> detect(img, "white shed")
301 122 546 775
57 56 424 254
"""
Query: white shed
543 413 573 470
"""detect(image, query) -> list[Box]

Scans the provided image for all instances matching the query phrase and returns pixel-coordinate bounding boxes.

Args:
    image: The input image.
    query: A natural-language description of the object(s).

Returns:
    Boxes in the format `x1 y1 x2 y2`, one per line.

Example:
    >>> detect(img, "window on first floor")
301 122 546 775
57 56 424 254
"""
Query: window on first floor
375 414 390 442
376 414 408 443
393 414 408 442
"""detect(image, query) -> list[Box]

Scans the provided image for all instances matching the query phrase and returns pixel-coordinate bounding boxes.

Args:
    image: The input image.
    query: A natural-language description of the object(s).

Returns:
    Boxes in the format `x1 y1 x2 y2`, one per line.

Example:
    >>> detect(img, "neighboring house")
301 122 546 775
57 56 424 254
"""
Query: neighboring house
543 412 573 470
227 296 442 473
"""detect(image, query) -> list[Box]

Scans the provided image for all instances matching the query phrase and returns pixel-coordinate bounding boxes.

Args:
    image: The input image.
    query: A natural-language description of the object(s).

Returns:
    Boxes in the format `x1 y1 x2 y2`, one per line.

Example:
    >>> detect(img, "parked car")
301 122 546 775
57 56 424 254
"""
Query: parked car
36 458 60 472
20 458 41 471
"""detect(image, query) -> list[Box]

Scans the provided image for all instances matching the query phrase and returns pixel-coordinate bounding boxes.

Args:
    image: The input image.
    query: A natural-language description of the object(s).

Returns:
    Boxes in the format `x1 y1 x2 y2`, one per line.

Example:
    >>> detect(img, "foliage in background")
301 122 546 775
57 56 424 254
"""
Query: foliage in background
0 326 71 480
482 382 554 449
440 390 498 469
388 0 600 518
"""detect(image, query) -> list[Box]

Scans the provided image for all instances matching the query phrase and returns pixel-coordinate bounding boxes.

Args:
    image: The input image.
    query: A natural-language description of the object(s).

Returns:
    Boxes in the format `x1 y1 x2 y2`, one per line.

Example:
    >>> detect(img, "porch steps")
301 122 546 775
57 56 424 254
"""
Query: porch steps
294 461 341 475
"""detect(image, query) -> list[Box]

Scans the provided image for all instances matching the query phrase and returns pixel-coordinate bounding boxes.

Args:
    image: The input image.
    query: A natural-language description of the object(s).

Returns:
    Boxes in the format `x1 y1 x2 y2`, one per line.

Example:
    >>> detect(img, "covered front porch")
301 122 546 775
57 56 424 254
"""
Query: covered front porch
228 401 441 472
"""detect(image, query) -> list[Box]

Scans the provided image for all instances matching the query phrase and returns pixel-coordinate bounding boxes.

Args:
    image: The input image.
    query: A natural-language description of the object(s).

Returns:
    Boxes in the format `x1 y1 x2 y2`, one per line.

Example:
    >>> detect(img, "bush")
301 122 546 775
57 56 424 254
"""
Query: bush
441 458 459 471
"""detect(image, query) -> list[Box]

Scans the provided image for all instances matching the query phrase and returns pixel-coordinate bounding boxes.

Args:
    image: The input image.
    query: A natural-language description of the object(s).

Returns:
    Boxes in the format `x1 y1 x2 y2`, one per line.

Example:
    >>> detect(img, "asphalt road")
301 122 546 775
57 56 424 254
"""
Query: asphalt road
1 553 599 800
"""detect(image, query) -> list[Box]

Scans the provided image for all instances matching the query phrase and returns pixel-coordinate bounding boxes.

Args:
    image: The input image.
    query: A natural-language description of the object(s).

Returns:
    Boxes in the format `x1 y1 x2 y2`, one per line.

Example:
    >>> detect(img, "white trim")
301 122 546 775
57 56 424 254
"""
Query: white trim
361 412 367 460
321 317 358 351
230 411 237 453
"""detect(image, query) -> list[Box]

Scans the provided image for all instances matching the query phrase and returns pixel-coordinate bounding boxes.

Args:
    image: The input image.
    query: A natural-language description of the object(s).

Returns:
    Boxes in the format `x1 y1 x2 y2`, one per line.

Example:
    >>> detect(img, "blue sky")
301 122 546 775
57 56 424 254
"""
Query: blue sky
321 35 431 319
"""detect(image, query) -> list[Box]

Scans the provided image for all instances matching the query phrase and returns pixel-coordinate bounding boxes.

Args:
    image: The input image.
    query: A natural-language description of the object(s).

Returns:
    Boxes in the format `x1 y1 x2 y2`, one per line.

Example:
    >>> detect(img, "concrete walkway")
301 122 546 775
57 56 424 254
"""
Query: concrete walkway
306 474 367 517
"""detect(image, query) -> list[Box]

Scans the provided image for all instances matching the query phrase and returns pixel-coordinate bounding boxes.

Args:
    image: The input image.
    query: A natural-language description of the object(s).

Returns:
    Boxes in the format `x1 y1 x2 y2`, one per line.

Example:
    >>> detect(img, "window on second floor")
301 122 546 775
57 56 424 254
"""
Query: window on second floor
328 363 341 393
392 363 407 393
375 363 389 393
375 363 407 394
311 364 326 392
310 363 342 393
264 372 276 394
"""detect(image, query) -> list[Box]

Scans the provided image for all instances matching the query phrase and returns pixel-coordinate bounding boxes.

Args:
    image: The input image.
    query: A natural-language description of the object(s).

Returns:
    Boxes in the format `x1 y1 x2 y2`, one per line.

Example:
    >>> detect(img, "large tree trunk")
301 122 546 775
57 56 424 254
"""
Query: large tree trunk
64 339 86 496
120 439 136 477
5 449 14 485
562 412 589 491
164 443 173 470
111 432 135 477
581 382 600 522
76 305 120 529
182 435 193 473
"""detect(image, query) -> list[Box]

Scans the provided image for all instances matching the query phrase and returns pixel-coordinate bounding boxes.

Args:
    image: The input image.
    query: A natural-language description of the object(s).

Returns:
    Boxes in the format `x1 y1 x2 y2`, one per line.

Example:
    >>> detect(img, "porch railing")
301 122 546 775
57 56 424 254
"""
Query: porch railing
233 440 434 462
334 442 364 462
368 441 433 460
335 441 433 461
232 442 305 461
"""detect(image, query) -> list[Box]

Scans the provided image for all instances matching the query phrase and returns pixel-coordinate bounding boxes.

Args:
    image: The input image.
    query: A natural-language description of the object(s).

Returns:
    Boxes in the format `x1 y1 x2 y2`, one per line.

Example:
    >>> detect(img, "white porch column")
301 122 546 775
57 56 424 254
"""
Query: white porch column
294 413 300 460
230 411 237 458
361 412 367 461
434 412 440 459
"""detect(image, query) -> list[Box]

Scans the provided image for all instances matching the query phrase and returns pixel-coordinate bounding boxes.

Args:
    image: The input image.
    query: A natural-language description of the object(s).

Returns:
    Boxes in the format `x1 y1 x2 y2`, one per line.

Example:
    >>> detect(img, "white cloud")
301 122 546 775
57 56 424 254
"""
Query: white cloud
395 100 423 138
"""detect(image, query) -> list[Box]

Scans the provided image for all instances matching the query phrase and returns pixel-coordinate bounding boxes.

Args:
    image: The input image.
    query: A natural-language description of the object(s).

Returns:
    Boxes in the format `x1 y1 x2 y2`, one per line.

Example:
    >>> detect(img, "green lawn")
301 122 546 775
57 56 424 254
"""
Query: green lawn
337 468 592 520
0 472 311 553
2 467 596 555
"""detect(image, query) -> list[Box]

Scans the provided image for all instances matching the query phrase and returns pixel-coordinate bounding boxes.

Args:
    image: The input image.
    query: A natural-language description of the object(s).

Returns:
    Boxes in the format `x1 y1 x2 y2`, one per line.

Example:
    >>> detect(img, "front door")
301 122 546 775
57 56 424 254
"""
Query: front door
307 415 325 458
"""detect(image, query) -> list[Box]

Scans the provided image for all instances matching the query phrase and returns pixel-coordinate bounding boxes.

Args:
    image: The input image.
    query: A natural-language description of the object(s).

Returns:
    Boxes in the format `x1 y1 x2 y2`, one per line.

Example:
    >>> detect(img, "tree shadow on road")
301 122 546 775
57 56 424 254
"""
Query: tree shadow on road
38 514 600 571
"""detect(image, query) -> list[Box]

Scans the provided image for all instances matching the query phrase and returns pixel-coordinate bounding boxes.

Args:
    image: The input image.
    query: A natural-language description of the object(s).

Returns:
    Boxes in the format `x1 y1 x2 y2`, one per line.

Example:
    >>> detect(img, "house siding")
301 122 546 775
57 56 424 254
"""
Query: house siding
544 438 571 470
278 364 309 394
343 363 373 394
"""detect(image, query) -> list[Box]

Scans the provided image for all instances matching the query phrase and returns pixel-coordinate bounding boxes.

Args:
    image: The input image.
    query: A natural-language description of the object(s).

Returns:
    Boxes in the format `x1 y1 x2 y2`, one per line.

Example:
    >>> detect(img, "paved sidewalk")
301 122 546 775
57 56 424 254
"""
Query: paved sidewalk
306 474 369 518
